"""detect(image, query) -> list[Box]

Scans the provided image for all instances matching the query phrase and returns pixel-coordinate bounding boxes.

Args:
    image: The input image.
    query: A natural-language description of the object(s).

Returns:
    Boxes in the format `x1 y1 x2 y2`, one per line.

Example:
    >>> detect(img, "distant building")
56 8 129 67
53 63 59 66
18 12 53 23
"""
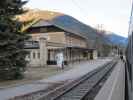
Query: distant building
25 19 97 67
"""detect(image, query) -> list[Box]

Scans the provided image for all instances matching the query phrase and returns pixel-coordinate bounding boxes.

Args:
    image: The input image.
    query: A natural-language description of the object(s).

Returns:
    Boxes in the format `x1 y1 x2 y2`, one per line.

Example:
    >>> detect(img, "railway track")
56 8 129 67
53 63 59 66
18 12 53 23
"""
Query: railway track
37 60 117 100
10 60 117 100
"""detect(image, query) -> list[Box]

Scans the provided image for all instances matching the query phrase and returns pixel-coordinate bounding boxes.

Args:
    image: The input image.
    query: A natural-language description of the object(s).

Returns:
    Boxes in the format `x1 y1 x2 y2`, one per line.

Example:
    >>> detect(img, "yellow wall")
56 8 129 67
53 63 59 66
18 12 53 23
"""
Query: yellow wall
30 32 65 44
66 35 87 48
48 32 66 44
29 32 87 48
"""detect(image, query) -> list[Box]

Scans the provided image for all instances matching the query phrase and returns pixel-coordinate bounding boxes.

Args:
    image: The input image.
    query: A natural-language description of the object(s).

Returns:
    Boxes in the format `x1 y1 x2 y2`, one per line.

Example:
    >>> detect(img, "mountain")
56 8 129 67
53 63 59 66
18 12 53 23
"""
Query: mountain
52 15 100 39
18 9 98 39
105 33 128 46
17 9 63 22
18 9 104 46
18 9 127 47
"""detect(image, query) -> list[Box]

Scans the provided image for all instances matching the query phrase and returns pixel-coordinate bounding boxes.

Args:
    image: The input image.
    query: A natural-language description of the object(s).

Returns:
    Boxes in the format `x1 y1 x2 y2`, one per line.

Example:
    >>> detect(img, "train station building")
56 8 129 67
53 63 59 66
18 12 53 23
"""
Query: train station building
24 19 97 67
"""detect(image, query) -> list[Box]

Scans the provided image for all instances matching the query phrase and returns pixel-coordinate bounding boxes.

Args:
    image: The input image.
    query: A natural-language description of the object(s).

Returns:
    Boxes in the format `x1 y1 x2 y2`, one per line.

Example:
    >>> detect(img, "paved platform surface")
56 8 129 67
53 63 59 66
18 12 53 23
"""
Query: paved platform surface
0 58 112 100
95 61 125 100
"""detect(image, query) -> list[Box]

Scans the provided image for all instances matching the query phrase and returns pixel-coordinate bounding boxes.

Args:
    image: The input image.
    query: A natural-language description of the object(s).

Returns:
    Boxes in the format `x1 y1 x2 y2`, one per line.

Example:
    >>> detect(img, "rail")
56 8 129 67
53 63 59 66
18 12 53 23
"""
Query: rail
10 59 117 100
36 60 117 100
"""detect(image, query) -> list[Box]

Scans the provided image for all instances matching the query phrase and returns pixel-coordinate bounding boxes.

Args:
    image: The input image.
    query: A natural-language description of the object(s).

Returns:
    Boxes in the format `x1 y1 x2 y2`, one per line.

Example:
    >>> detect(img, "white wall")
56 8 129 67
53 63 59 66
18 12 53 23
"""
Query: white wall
26 49 41 67
93 50 98 59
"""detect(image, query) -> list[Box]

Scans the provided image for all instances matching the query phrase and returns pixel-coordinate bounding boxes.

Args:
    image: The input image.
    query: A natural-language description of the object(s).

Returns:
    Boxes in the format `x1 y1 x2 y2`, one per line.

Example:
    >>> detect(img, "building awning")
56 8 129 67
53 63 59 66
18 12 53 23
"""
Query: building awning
66 46 96 52
47 45 96 52
47 46 65 50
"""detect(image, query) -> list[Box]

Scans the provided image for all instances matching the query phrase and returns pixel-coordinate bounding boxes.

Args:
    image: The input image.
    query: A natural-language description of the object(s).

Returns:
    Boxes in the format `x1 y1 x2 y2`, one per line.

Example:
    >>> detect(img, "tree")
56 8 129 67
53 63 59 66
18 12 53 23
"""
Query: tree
0 0 29 80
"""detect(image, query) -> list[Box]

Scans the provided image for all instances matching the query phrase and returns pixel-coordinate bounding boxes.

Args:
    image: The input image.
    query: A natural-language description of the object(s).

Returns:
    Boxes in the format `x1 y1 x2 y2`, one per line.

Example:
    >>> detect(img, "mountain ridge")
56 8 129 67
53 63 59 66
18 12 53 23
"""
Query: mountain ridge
18 9 127 47
105 33 128 46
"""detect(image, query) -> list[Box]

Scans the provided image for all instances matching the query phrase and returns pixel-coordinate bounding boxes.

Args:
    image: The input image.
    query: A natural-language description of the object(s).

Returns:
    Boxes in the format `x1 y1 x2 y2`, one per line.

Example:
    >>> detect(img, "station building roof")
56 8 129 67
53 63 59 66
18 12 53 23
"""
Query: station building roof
28 19 87 40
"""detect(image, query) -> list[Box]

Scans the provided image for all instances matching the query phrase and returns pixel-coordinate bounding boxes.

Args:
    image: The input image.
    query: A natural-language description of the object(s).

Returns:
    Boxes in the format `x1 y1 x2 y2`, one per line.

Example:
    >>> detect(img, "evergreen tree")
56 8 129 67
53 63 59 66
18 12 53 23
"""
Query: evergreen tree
0 0 29 80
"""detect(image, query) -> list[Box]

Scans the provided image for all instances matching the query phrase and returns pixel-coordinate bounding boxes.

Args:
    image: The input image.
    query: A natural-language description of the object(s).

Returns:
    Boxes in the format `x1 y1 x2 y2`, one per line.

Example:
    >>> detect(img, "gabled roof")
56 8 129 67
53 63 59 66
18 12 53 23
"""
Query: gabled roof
29 19 87 40
31 20 53 27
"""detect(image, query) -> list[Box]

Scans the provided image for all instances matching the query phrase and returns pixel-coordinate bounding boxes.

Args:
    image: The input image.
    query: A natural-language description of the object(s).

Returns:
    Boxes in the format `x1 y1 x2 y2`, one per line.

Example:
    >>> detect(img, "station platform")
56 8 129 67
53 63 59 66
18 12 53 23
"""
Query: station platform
95 61 125 100
0 58 113 100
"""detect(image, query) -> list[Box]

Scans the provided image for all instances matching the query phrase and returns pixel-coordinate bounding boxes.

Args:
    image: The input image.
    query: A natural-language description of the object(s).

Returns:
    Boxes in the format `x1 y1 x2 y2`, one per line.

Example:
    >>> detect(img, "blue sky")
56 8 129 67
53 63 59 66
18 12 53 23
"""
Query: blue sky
25 0 132 37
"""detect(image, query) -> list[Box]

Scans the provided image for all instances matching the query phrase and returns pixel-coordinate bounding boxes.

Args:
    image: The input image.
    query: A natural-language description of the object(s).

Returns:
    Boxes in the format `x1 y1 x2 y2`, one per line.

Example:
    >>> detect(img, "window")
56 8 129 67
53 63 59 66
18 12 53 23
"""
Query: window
38 52 40 59
33 52 36 59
